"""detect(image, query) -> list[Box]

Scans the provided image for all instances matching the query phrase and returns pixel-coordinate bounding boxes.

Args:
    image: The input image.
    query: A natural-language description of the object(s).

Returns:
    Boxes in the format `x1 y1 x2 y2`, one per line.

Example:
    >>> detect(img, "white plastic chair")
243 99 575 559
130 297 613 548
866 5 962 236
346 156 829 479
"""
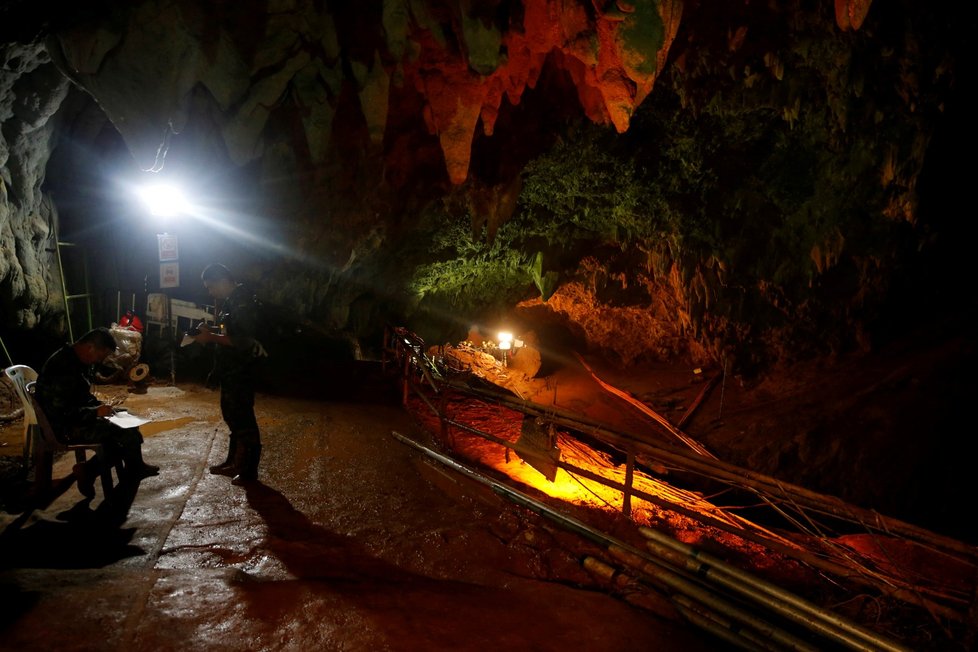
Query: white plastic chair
4 364 38 464
3 364 116 497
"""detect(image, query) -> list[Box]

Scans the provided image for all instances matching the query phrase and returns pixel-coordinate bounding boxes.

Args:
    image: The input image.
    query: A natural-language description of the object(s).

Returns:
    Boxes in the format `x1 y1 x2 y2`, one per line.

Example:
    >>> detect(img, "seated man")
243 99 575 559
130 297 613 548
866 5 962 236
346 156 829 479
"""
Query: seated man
34 327 159 497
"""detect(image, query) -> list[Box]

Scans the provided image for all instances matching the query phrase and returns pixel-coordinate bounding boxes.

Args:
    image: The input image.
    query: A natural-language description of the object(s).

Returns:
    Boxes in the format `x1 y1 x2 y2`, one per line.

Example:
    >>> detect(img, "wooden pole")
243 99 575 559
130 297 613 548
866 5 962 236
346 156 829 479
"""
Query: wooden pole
623 451 634 517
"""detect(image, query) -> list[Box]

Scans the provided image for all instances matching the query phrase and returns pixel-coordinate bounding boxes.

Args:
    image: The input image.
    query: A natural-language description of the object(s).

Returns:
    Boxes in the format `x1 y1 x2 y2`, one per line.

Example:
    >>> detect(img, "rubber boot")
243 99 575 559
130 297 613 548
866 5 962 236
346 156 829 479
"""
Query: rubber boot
209 434 238 476
123 445 159 480
231 438 261 486
73 458 99 499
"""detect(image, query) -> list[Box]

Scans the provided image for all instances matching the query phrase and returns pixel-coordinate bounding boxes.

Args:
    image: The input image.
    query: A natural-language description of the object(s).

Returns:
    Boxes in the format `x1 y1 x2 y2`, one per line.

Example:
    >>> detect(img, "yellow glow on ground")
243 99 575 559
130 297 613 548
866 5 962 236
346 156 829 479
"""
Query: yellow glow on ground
411 391 754 535
452 430 671 526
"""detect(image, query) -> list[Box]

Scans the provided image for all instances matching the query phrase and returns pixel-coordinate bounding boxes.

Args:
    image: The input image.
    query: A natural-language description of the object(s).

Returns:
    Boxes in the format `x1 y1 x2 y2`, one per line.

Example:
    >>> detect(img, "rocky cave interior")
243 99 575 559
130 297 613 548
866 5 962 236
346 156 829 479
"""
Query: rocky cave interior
1 0 977 646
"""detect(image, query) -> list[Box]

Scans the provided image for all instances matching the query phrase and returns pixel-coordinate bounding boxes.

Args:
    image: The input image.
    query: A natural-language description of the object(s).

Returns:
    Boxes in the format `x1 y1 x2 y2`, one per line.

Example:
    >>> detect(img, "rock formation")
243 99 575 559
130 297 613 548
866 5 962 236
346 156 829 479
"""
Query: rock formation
1 41 69 329
0 0 971 378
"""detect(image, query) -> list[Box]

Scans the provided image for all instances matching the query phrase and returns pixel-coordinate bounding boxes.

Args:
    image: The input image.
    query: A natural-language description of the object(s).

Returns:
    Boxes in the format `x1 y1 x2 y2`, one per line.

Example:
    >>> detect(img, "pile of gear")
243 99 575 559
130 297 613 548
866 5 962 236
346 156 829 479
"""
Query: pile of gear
96 311 150 384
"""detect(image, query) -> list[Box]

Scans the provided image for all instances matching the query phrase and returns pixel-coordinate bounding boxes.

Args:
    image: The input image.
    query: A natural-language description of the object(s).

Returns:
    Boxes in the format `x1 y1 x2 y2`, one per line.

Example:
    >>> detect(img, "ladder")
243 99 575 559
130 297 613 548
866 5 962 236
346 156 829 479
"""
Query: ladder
54 241 93 342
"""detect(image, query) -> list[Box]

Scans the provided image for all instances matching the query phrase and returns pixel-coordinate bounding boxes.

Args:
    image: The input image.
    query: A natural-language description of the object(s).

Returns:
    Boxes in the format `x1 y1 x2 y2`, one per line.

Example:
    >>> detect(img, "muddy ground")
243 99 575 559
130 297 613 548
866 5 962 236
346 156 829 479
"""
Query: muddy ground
0 316 975 650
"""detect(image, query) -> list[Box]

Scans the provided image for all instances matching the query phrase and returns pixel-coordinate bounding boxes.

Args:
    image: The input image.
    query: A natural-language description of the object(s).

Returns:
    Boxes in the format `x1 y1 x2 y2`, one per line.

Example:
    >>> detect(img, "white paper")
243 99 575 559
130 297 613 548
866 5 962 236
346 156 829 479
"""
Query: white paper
180 333 197 347
105 411 151 429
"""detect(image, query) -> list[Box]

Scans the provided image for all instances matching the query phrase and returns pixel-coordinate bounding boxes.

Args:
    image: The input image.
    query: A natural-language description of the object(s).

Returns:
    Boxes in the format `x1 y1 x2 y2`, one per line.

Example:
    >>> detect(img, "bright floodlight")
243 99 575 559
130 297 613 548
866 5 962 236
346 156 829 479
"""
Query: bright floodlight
498 331 513 350
138 184 190 216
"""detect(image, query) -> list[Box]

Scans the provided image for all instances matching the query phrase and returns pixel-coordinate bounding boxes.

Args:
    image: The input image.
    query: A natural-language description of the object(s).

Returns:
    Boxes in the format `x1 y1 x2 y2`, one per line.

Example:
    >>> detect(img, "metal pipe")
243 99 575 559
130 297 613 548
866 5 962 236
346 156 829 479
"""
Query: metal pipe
410 381 442 419
608 545 820 652
398 351 969 628
639 526 911 652
585 555 781 652
671 595 774 652
638 525 906 650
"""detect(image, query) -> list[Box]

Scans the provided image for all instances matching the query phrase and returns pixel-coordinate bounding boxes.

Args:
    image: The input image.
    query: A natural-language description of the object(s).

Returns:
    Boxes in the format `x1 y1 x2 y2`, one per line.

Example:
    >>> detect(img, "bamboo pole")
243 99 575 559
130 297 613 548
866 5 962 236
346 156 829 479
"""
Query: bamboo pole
443 378 976 562
573 352 715 458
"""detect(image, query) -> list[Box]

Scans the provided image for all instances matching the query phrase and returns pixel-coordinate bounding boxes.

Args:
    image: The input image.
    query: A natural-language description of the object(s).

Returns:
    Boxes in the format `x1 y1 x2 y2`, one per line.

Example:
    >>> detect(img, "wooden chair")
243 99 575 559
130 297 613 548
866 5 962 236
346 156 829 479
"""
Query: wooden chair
3 364 117 497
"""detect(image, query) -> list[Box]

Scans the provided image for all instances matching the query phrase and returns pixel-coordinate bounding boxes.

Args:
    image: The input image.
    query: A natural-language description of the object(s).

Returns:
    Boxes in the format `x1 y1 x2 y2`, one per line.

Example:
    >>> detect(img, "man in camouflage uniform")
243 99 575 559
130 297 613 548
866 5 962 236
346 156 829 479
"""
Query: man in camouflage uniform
196 264 265 486
34 327 159 497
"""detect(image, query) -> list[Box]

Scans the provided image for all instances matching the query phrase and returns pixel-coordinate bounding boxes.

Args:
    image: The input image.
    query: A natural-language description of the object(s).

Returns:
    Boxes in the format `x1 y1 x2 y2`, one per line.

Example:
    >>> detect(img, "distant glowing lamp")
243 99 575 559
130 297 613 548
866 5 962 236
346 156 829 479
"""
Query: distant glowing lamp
498 331 512 367
137 184 190 216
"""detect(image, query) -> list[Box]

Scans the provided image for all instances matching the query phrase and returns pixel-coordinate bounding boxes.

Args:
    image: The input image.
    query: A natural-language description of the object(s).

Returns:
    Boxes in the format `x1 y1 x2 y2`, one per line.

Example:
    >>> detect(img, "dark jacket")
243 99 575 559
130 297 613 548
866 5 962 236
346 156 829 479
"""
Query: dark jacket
34 345 101 439
214 283 262 377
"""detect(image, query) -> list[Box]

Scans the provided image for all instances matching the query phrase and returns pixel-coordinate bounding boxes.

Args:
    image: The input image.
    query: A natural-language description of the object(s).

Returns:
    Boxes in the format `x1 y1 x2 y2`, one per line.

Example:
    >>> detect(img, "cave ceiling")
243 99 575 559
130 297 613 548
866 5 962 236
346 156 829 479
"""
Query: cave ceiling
0 0 972 372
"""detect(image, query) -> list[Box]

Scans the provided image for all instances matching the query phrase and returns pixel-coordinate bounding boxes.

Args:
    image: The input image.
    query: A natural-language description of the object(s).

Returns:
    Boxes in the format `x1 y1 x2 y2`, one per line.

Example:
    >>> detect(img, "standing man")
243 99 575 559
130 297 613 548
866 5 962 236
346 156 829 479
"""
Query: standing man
196 264 265 486
34 327 159 497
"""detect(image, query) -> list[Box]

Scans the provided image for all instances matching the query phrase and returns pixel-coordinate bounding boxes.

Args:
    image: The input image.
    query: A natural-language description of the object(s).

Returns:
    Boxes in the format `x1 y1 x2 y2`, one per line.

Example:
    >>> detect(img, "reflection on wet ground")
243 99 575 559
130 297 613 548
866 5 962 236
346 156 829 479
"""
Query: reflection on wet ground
0 379 715 651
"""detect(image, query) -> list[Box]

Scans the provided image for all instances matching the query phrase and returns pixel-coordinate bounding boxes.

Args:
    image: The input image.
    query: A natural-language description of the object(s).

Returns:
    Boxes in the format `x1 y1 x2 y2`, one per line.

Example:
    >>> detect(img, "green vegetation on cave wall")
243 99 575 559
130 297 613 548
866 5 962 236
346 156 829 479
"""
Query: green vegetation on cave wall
396 1 951 375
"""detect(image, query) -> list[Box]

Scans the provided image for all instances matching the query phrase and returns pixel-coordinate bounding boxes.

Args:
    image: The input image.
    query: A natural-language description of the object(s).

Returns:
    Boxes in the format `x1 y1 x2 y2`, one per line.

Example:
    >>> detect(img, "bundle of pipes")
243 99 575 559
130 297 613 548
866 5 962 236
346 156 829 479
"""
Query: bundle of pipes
392 431 914 652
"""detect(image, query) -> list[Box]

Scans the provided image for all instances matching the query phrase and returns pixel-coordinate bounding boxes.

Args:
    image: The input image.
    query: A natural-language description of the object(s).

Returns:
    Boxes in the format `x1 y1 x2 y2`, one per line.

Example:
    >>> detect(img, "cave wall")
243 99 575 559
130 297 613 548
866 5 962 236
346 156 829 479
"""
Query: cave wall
0 0 971 374
0 42 69 331
395 0 971 372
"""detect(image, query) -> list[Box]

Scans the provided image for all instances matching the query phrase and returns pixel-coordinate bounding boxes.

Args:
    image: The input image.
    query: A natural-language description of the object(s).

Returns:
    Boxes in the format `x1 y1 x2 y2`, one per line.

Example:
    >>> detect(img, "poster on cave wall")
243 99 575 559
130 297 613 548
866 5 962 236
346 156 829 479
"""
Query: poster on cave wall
160 262 180 288
158 233 179 287
158 233 179 261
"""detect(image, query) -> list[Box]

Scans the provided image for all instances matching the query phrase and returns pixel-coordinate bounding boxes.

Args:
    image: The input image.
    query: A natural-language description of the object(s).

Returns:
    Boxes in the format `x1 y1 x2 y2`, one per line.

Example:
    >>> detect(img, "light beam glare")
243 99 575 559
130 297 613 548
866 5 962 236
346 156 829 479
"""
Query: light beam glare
187 206 322 267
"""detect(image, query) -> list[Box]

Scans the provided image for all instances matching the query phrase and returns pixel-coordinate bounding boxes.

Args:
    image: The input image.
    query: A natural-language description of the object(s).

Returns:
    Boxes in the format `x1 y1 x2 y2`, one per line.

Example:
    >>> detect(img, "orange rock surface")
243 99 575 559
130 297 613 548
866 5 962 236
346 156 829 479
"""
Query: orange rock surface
402 0 684 184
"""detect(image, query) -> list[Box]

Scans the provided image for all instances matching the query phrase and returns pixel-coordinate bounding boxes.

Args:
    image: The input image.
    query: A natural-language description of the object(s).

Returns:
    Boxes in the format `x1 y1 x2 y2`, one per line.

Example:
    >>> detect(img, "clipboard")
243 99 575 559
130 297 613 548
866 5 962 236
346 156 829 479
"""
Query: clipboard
104 409 151 429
